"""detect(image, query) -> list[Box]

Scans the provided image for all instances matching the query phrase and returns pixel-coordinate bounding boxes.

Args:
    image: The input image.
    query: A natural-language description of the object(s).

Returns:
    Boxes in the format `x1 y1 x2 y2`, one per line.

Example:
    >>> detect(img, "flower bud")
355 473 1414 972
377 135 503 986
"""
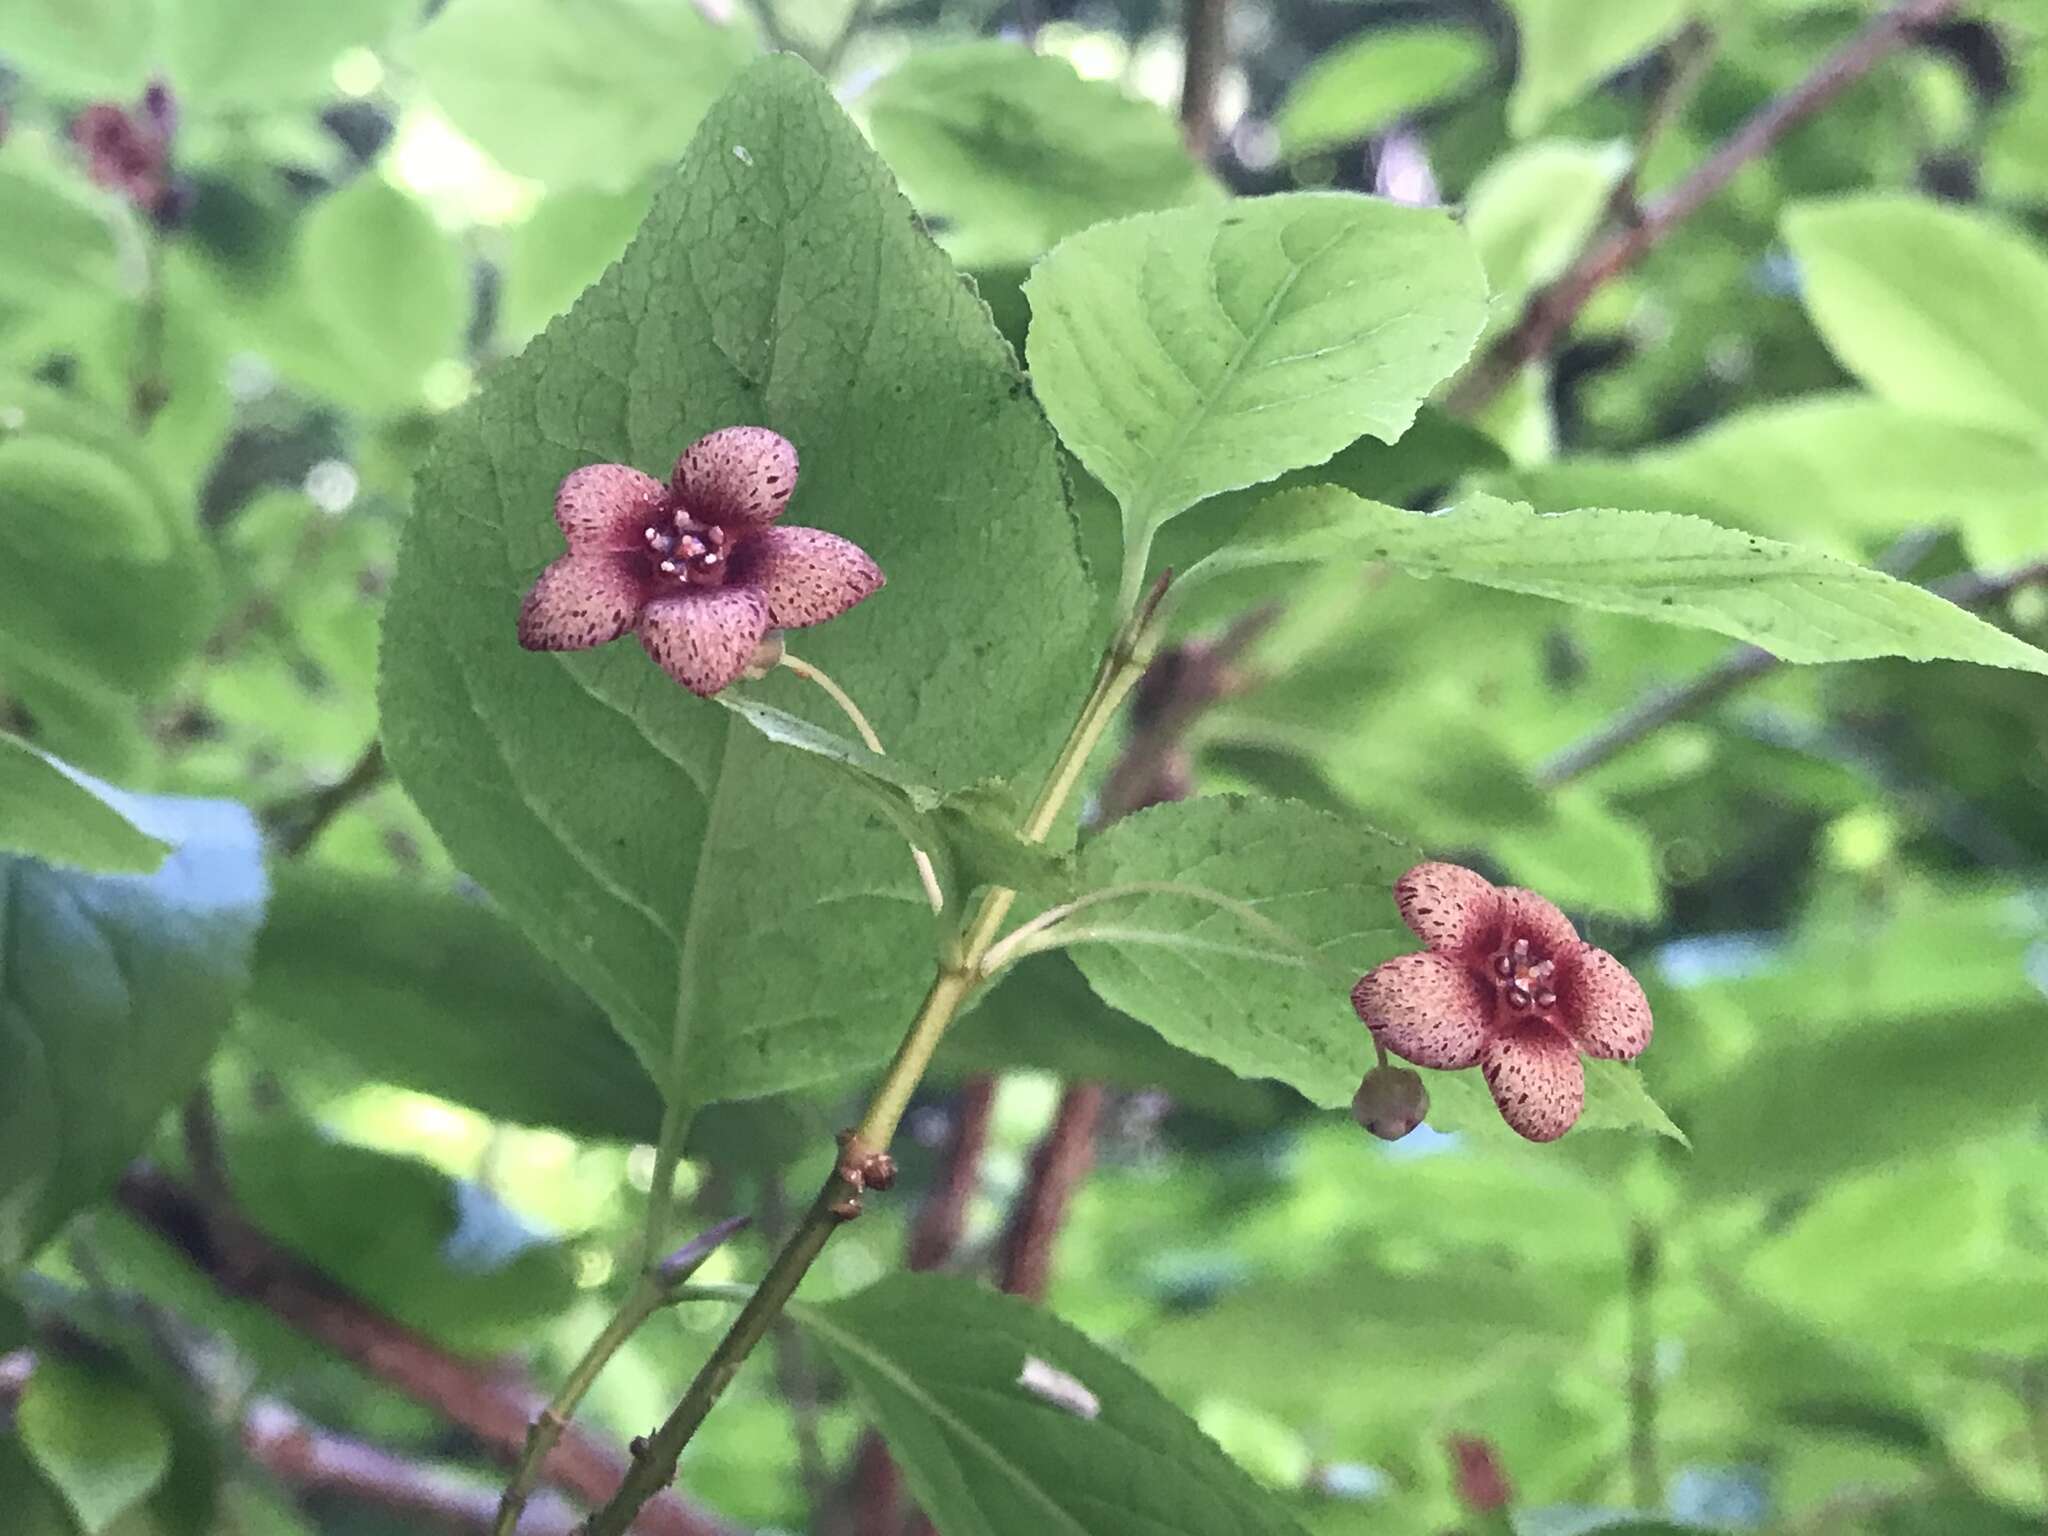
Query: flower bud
1447 1435 1512 1514
1351 1064 1427 1141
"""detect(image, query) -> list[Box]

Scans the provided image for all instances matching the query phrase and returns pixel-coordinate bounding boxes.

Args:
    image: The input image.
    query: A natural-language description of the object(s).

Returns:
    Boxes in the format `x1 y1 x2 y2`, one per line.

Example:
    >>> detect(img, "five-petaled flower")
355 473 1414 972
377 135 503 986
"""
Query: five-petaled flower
72 82 182 225
517 426 883 697
1350 861 1652 1142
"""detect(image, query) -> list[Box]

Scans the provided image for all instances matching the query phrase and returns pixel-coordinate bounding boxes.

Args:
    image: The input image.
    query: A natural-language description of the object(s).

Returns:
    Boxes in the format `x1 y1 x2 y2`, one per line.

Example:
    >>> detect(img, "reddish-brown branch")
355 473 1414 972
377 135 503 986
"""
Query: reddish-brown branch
1448 0 1961 416
905 1077 997 1274
1179 0 1230 159
112 1164 740 1536
997 1083 1108 1302
3 1351 583 1535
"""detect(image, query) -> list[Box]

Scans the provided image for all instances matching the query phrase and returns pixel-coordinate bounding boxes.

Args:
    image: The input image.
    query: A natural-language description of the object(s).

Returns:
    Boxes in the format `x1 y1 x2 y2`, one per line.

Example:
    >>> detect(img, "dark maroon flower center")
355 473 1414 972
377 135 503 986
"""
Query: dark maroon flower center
642 503 734 590
1485 935 1557 1017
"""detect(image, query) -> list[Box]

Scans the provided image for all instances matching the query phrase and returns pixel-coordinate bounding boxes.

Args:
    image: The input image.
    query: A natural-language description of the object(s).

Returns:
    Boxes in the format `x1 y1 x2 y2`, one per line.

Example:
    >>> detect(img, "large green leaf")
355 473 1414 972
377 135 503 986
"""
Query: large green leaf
165 0 412 107
0 787 264 1268
0 736 167 874
378 58 1097 1111
1023 193 1488 561
15 1355 172 1535
1182 488 2048 674
1275 25 1490 159
1045 797 1405 1108
242 867 662 1142
1506 0 1692 136
802 1273 1311 1536
865 43 1215 268
1783 195 2048 439
410 0 756 190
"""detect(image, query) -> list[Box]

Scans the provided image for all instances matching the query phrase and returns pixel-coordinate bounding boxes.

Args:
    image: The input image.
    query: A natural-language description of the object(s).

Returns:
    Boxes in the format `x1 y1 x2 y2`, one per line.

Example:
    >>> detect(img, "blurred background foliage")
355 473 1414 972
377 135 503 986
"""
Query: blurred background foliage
2 0 2048 1533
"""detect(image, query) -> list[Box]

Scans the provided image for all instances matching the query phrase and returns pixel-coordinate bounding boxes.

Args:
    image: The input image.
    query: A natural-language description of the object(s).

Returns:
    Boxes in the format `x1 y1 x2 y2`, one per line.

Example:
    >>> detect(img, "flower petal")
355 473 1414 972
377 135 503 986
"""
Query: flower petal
1481 1025 1584 1142
1555 944 1653 1060
673 426 799 528
554 464 665 552
1350 951 1488 1069
729 525 884 629
1392 862 1502 954
1499 886 1579 955
637 587 771 697
517 554 648 651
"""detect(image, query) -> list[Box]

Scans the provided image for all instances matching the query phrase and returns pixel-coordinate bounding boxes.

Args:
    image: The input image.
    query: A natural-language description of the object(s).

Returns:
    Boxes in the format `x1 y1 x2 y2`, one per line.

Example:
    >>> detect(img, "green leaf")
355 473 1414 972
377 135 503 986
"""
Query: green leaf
1505 0 1692 136
0 735 168 874
1783 195 2048 438
1051 796 1410 1107
16 1355 172 1534
165 0 412 107
219 1120 578 1355
801 1273 1311 1536
379 57 1096 1110
0 151 120 309
0 378 218 706
242 867 662 1142
411 0 756 191
0 0 157 95
0 788 265 1268
1182 488 2048 674
1276 24 1490 159
260 175 465 414
865 42 1216 267
498 182 657 349
1464 139 1629 312
1023 193 1488 554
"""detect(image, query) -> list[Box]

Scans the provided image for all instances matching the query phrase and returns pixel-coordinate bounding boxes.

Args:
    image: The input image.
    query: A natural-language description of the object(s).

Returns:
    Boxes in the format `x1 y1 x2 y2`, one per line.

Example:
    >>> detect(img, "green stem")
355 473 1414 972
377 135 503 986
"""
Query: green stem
977 879 1329 978
779 652 943 912
578 623 1156 1536
1627 1221 1660 1511
492 1276 665 1536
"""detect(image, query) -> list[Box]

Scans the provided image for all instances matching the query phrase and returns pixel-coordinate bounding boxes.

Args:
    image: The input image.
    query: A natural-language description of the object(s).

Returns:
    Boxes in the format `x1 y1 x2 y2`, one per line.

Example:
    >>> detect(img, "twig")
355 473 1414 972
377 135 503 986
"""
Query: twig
1178 0 1231 160
269 740 387 858
112 1164 742 1536
1626 1223 1660 1510
3 1352 585 1535
1536 557 2048 787
1448 0 1962 416
997 1082 1106 1303
906 1079 996 1273
1607 22 1721 225
760 1178 832 1523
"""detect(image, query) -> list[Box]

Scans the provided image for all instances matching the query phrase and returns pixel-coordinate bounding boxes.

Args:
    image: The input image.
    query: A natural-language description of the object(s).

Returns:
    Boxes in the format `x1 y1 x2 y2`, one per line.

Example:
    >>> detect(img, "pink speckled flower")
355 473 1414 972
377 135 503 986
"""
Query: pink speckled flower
517 427 883 697
1350 862 1652 1142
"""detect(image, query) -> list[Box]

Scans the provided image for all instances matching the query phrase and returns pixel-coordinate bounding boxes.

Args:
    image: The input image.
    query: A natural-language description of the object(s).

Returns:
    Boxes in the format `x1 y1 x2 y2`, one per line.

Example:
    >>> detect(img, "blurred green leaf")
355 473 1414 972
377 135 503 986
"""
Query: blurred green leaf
0 734 168 873
1464 139 1628 313
16 1354 172 1534
1276 24 1490 158
804 1273 1311 1536
379 57 1096 1109
0 0 156 94
0 787 265 1267
1024 193 1489 556
165 0 412 107
866 43 1215 267
497 182 656 349
0 151 120 311
1506 0 1692 136
411 0 756 190
243 866 662 1142
1784 195 2048 438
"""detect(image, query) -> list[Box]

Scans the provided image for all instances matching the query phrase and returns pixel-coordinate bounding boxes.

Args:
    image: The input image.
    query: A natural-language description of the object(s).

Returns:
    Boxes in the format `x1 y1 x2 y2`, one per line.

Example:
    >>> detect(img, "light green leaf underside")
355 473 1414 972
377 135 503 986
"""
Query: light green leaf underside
1023 193 1489 540
377 57 1096 1109
1185 488 2048 674
803 1273 1310 1536
1274 25 1490 158
0 736 168 874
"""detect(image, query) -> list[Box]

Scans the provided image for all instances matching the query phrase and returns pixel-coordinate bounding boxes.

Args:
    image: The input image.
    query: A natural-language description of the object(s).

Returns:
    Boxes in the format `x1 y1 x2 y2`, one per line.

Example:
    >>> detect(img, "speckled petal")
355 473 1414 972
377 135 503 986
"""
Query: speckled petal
1499 885 1580 954
637 587 771 697
1392 862 1503 954
517 554 648 651
1556 943 1653 1060
1481 1025 1584 1143
729 525 884 629
672 426 799 528
554 464 666 552
1350 951 1488 1069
